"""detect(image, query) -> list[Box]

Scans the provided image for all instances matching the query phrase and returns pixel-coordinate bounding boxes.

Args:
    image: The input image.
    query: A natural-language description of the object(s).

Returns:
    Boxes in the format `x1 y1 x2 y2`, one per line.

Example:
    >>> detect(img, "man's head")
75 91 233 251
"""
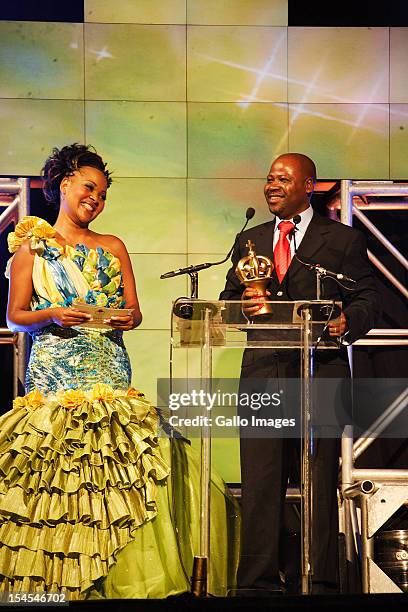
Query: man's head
264 153 317 220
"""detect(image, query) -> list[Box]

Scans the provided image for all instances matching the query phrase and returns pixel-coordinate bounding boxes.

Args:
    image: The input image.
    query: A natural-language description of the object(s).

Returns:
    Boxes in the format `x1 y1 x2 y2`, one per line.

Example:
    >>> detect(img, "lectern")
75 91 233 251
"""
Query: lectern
171 298 341 595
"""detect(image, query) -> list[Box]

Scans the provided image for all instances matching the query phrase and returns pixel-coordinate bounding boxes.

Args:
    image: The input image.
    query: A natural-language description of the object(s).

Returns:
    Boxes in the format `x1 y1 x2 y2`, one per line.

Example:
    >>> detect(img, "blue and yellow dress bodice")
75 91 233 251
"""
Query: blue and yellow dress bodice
7 215 131 393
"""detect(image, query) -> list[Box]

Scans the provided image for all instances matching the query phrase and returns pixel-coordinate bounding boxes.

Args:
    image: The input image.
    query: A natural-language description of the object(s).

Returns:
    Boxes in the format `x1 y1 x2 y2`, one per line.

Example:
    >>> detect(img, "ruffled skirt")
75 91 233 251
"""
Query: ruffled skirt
0 386 239 599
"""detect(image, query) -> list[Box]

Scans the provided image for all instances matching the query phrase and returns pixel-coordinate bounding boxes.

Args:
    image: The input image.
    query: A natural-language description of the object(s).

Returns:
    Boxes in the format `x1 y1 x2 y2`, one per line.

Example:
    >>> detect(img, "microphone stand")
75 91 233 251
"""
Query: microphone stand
290 219 315 592
161 207 255 299
295 255 356 300
189 271 199 299
161 263 208 300
291 219 324 299
161 207 255 597
291 219 356 299
316 268 323 300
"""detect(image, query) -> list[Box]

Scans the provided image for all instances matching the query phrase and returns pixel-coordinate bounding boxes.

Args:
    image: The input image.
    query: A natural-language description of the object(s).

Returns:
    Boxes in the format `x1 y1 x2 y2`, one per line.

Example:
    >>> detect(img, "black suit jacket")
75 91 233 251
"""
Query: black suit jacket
220 212 380 367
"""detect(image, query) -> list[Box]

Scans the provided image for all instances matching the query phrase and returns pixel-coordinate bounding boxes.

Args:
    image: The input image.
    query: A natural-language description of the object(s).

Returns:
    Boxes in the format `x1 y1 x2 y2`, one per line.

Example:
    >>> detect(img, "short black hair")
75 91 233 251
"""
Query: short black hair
275 153 317 182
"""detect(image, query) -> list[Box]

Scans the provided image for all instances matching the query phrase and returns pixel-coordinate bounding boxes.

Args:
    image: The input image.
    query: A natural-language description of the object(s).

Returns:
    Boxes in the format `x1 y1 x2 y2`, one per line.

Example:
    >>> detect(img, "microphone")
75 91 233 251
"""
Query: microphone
306 264 356 284
296 257 356 284
160 207 256 279
160 262 211 279
291 214 301 253
295 255 356 284
292 214 356 284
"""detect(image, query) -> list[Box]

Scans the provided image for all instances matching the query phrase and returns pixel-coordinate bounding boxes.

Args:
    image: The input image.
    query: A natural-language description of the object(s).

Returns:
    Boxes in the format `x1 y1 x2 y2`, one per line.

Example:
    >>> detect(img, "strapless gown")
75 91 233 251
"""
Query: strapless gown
0 217 239 599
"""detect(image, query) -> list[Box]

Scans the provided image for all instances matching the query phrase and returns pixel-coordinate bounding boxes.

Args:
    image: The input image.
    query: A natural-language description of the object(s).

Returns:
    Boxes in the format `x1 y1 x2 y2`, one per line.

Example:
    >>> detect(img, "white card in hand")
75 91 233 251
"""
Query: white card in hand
71 300 134 330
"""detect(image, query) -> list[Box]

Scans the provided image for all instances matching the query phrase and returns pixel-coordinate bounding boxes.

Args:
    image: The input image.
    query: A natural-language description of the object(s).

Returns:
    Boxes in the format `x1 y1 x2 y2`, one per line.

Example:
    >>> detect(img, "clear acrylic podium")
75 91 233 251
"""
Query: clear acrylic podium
171 298 341 596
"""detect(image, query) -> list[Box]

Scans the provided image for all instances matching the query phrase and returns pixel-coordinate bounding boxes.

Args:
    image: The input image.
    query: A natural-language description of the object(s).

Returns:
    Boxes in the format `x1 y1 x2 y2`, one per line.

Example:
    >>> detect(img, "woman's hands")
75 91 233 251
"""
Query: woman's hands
50 307 92 328
50 308 136 331
103 313 135 331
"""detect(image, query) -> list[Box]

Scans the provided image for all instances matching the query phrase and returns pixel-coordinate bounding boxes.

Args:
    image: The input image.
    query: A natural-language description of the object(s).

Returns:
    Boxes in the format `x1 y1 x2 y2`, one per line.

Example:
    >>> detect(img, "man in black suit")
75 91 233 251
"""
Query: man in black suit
220 153 380 595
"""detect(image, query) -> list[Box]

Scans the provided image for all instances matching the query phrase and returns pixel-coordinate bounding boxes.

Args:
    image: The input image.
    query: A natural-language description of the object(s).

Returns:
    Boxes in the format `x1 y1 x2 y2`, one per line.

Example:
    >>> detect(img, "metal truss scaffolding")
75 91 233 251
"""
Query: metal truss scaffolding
0 178 30 397
338 181 408 593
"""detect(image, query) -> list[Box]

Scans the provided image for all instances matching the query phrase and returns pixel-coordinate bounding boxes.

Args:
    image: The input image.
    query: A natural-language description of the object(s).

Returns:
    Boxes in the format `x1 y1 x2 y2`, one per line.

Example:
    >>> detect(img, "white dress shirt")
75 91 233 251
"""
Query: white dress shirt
272 205 314 256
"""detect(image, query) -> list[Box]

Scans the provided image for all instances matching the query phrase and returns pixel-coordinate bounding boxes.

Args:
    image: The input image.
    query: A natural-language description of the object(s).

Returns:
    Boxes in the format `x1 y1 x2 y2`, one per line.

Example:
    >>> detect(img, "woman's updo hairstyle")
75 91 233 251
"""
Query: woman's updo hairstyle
42 143 112 206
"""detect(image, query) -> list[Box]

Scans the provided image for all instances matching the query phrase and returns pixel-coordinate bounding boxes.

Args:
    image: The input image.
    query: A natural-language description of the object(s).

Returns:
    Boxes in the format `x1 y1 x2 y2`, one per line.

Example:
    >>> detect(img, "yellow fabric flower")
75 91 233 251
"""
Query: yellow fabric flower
25 389 44 409
59 389 86 409
126 388 145 399
30 218 56 241
7 216 57 253
91 383 114 401
12 396 27 410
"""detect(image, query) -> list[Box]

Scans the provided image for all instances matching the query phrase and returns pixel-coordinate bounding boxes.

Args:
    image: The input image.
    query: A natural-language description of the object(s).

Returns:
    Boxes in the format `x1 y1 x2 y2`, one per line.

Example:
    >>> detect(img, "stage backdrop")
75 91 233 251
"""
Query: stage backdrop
1 1 407 480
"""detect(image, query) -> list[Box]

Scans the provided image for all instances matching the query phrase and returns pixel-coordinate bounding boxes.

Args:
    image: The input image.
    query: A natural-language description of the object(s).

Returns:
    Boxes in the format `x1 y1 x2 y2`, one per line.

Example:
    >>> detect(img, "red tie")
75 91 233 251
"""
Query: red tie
274 221 294 283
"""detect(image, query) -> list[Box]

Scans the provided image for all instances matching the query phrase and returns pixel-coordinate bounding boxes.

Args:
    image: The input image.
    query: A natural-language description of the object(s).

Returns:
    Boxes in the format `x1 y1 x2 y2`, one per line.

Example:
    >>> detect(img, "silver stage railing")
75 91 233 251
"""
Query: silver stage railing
0 177 30 397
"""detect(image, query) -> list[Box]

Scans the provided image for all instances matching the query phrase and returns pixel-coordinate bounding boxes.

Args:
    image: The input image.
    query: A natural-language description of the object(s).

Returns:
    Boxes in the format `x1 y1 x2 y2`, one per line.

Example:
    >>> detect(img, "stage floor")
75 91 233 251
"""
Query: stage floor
6 592 404 612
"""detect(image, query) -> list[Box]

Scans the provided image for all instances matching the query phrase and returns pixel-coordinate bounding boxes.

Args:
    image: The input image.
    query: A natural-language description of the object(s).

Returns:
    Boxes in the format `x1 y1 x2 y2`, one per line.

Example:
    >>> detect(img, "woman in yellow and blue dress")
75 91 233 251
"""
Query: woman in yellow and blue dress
0 144 239 600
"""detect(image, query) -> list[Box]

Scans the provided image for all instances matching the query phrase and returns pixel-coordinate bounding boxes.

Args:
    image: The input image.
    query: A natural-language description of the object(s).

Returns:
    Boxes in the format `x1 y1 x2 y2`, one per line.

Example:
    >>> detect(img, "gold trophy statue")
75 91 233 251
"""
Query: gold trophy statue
235 240 274 315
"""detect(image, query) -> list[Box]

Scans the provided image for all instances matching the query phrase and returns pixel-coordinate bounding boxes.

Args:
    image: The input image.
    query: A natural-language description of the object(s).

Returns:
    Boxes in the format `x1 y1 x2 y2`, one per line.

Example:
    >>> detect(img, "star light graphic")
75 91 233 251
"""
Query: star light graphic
198 47 388 153
346 74 386 145
237 31 286 108
90 46 114 62
197 46 388 112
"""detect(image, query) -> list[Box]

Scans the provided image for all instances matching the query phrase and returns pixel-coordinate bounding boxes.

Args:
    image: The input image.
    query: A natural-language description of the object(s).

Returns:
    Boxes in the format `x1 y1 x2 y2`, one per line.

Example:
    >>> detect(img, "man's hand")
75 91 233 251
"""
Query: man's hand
328 312 348 337
242 287 271 316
